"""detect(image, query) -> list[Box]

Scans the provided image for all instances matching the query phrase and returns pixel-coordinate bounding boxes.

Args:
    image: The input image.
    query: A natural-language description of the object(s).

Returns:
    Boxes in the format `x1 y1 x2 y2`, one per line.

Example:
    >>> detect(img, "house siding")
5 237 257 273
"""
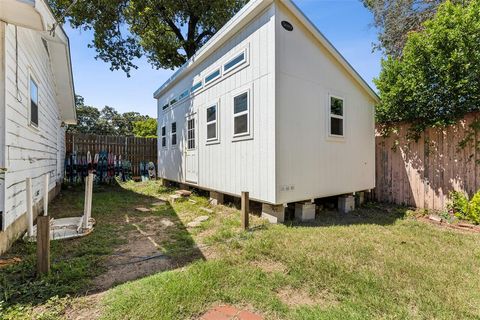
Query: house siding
274 2 376 204
158 5 276 203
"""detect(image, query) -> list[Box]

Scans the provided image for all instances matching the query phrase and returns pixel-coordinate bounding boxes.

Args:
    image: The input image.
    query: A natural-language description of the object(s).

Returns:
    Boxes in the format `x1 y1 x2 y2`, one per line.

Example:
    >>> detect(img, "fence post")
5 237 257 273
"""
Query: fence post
241 191 249 230
36 215 50 275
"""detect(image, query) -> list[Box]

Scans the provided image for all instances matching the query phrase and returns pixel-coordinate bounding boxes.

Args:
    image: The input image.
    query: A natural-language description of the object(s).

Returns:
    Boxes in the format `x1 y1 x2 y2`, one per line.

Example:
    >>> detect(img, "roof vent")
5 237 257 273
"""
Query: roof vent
281 20 293 31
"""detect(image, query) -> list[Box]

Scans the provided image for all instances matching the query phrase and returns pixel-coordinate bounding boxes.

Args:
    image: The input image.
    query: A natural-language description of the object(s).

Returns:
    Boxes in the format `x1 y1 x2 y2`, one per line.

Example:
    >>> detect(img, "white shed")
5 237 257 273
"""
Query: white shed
0 0 76 253
154 0 378 222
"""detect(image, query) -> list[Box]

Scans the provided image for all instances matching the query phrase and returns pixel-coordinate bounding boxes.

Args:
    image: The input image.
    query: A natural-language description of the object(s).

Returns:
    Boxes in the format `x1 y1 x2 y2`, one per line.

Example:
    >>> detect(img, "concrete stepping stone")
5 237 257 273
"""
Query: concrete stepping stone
186 215 210 228
135 207 151 212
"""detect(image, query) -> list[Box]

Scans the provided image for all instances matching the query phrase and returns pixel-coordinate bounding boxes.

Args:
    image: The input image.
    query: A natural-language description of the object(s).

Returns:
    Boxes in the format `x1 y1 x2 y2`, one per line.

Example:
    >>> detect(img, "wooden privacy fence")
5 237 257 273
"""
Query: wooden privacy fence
65 133 157 177
375 112 480 210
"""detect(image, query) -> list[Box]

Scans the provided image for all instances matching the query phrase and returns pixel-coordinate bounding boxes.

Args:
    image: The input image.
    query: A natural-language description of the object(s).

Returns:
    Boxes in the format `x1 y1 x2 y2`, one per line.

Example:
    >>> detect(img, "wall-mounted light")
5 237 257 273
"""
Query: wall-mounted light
281 21 294 31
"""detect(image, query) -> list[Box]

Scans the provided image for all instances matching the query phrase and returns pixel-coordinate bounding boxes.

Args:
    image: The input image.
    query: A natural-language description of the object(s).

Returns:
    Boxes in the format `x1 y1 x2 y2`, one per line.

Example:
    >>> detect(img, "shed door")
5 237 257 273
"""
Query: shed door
185 113 198 183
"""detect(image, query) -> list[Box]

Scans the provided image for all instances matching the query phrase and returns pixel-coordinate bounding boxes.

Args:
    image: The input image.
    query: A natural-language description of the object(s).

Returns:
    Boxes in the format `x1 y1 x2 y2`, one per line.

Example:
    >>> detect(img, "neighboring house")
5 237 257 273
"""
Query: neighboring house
0 0 76 253
155 0 378 222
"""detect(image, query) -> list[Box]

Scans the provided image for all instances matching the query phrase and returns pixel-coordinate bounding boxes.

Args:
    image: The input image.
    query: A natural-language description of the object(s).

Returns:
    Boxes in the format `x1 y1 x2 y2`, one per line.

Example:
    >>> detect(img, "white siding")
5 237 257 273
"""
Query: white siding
0 22 6 227
158 5 276 203
2 22 65 229
274 3 376 204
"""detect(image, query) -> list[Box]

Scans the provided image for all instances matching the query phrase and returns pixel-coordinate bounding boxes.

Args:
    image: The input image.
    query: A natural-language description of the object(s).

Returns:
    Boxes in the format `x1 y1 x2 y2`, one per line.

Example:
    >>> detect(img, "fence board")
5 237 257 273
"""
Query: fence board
65 133 157 177
375 112 480 210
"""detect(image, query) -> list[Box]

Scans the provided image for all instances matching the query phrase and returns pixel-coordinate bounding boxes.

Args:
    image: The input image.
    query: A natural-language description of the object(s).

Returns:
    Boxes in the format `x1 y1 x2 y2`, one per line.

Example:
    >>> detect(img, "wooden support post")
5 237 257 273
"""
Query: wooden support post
241 191 249 230
36 215 50 275
43 174 49 216
26 178 33 237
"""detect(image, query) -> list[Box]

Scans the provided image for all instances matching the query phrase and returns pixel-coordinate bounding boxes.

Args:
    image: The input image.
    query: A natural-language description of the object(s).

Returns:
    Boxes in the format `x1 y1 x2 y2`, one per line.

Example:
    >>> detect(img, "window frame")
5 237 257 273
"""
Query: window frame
206 100 220 145
171 122 177 146
161 125 167 149
327 94 346 140
223 47 249 75
178 89 189 102
204 68 221 87
28 74 39 128
231 86 253 141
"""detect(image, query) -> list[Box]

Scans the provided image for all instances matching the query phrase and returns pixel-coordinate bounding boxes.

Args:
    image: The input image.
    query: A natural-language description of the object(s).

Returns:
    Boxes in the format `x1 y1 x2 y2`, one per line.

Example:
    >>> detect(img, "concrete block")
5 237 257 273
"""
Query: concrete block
338 195 355 213
295 202 316 221
209 191 224 206
355 192 365 206
261 204 285 223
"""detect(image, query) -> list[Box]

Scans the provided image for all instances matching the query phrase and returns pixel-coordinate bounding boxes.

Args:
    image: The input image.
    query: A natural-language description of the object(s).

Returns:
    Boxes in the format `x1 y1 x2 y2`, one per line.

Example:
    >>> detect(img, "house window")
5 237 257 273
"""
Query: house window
205 68 220 85
191 81 202 93
329 96 344 136
161 125 167 148
224 51 246 73
171 122 177 145
187 118 195 150
170 98 177 106
30 78 39 127
162 103 169 110
233 91 249 136
206 104 218 141
178 89 189 101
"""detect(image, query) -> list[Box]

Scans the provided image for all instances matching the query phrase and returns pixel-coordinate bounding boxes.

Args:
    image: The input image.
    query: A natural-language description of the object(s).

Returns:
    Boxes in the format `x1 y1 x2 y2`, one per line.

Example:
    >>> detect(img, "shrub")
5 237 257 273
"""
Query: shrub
447 190 480 224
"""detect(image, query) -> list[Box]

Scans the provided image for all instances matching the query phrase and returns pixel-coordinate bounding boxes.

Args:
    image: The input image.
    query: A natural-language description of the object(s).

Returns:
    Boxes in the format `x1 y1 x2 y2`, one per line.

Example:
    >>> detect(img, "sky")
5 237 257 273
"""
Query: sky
67 0 382 118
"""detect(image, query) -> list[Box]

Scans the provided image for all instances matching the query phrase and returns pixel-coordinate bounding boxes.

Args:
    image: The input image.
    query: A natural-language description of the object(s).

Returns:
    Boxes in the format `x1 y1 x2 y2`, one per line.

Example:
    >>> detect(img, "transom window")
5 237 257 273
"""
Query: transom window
30 78 39 127
191 81 202 93
224 51 246 73
171 122 177 145
161 125 167 148
187 118 196 150
206 104 218 141
178 89 189 101
162 103 169 110
169 97 177 106
329 96 344 137
233 91 249 136
205 69 221 85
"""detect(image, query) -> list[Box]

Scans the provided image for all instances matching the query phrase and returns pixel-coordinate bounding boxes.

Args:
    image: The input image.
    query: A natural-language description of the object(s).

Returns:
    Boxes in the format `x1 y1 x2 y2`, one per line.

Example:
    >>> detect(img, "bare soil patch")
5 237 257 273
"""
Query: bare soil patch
276 286 339 308
251 259 288 274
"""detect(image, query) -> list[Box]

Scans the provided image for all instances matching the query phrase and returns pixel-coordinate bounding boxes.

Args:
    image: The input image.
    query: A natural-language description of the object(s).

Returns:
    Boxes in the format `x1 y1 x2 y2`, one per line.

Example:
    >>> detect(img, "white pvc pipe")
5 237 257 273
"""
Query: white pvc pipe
26 177 33 237
83 174 89 229
87 173 94 224
43 174 49 216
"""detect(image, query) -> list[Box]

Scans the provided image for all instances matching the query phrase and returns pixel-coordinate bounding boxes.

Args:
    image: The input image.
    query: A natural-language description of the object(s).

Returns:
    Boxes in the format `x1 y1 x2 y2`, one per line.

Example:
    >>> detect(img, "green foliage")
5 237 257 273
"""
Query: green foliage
67 94 152 136
375 0 480 137
132 118 158 138
447 190 480 224
362 0 463 57
48 0 248 75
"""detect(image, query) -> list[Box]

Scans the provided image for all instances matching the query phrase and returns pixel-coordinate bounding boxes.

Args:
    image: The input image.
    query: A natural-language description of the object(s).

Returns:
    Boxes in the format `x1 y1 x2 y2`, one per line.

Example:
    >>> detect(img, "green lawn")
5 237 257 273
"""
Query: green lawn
1 181 480 319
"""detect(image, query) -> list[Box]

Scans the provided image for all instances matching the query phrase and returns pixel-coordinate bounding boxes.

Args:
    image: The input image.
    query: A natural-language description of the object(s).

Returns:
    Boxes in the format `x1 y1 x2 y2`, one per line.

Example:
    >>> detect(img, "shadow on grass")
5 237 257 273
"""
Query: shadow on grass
0 179 204 308
286 203 409 228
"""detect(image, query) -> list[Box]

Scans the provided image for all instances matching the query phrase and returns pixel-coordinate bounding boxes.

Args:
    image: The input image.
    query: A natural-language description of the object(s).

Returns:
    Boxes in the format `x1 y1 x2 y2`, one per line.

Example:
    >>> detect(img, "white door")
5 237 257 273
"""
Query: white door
185 113 198 183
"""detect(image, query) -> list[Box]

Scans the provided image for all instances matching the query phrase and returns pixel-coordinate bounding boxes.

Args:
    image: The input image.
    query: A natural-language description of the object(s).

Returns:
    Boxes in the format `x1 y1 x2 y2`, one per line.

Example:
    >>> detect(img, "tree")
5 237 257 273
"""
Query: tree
48 0 248 75
67 95 152 136
132 118 158 138
375 0 480 137
362 0 469 57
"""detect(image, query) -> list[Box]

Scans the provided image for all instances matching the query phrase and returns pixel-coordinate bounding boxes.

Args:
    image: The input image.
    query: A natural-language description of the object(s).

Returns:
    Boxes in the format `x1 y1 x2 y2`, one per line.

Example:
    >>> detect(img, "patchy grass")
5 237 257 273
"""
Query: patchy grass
2 181 480 320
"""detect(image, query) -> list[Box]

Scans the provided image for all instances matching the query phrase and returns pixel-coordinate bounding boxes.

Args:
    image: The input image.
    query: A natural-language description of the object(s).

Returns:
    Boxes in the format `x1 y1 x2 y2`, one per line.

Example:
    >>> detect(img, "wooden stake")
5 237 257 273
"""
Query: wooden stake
43 174 49 216
36 215 50 275
26 178 33 237
241 191 249 230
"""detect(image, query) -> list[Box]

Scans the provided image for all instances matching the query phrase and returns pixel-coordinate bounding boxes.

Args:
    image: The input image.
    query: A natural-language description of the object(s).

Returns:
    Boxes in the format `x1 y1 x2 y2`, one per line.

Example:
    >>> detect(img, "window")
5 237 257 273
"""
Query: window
171 122 177 145
206 104 218 141
187 118 195 150
233 91 249 136
162 103 169 110
178 89 189 101
329 96 344 137
205 68 221 85
30 78 39 127
224 51 246 73
170 98 177 106
191 81 202 93
161 125 167 148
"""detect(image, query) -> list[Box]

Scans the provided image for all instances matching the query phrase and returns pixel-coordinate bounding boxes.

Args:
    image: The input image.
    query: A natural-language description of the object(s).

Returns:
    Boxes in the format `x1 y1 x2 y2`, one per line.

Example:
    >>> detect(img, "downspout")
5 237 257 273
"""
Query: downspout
15 25 21 102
